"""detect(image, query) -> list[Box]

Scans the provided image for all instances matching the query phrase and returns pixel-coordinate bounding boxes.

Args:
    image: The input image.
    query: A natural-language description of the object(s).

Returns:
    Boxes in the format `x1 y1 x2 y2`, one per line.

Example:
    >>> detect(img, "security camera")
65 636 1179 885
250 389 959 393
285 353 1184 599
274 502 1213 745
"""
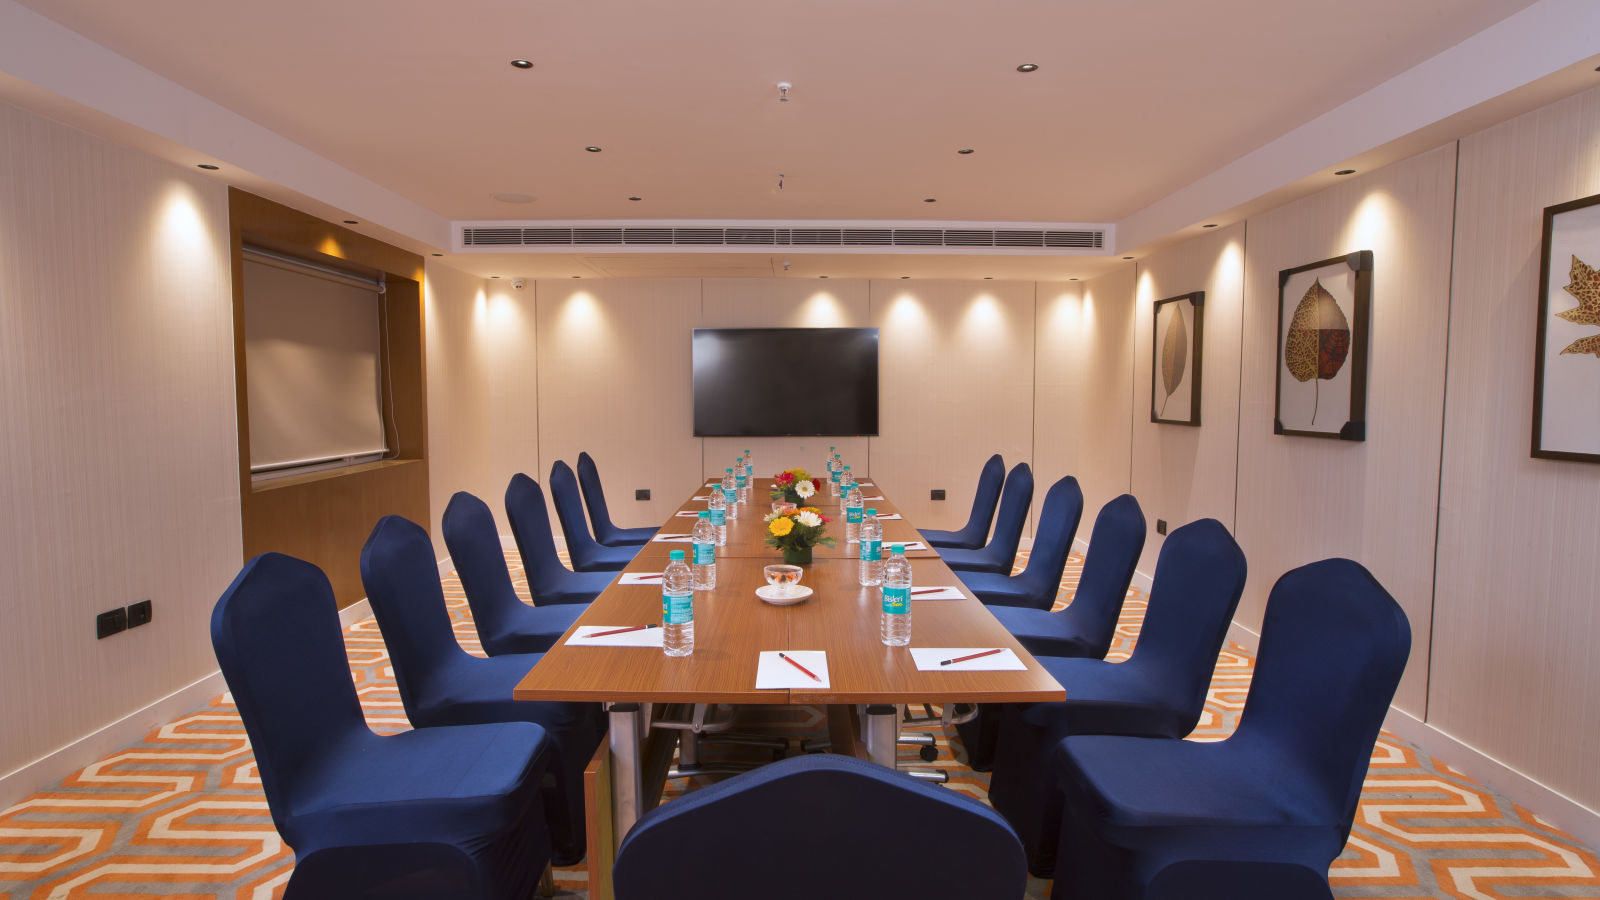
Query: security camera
512 278 527 290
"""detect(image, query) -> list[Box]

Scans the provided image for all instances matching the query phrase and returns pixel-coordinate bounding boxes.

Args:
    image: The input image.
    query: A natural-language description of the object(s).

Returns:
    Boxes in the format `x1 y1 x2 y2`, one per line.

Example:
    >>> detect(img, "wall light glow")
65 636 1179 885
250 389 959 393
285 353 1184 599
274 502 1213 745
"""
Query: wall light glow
1214 240 1244 301
1343 190 1396 257
959 294 1005 337
152 182 223 308
798 291 847 327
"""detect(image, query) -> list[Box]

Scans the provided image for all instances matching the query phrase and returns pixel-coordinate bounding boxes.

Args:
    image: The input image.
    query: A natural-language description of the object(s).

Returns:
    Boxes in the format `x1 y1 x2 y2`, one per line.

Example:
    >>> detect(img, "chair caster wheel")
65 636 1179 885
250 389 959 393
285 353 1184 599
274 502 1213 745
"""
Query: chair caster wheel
919 745 939 762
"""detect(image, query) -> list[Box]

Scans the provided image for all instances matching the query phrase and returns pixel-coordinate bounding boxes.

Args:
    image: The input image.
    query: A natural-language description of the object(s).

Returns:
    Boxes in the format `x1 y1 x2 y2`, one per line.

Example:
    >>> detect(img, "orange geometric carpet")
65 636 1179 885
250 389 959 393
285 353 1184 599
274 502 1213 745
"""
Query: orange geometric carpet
2 550 1597 899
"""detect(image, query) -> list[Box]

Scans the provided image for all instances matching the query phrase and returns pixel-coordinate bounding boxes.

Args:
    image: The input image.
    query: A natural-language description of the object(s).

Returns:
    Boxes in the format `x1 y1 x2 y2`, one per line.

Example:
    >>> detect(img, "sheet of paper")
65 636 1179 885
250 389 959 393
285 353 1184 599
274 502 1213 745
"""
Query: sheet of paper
908 585 964 600
756 651 830 689
618 572 664 585
692 495 711 501
567 625 665 648
909 648 1026 672
651 533 695 543
876 513 903 520
673 510 701 517
892 541 930 552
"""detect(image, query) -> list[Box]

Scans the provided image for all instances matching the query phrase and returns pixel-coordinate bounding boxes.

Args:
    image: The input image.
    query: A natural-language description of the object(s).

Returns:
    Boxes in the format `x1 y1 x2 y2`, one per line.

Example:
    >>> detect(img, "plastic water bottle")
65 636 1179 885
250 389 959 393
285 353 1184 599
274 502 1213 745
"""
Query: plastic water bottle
825 446 836 474
844 481 864 544
743 449 755 483
735 458 749 504
692 511 717 590
707 489 727 545
830 455 843 497
839 465 855 508
663 550 694 657
881 544 912 646
722 468 739 520
858 508 883 586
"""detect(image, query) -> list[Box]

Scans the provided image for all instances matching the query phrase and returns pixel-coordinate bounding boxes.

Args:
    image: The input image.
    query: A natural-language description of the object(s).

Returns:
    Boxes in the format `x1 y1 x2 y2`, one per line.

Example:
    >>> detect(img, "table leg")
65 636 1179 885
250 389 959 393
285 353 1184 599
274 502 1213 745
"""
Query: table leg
863 703 900 768
607 702 644 843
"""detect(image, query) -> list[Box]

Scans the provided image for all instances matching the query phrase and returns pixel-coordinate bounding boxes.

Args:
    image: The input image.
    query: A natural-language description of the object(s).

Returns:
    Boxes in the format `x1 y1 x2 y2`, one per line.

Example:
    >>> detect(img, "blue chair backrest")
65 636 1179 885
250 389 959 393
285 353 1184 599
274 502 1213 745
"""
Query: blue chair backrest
612 754 1026 900
989 462 1035 560
961 453 1007 536
1234 558 1410 841
210 553 372 837
1126 518 1247 724
1058 494 1146 657
576 451 614 534
442 491 526 647
360 515 473 719
505 473 574 596
549 459 600 558
1014 475 1084 593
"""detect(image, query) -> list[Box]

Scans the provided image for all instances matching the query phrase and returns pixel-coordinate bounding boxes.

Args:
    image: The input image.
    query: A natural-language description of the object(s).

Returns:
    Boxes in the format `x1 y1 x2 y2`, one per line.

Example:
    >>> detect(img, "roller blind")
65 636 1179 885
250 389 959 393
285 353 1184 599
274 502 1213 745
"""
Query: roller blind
242 254 388 474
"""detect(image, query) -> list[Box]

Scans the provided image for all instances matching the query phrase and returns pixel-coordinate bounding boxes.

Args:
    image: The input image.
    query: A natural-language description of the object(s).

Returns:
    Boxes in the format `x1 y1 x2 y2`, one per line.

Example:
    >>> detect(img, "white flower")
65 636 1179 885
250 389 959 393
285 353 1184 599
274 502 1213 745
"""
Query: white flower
796 510 822 528
794 479 816 498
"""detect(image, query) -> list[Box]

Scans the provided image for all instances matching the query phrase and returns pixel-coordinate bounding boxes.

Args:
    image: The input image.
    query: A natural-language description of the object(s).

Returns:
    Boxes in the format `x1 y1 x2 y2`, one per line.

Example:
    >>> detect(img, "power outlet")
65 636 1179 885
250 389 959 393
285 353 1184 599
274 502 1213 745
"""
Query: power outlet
128 599 153 628
96 607 127 639
635 489 650 501
931 489 946 501
1156 518 1168 535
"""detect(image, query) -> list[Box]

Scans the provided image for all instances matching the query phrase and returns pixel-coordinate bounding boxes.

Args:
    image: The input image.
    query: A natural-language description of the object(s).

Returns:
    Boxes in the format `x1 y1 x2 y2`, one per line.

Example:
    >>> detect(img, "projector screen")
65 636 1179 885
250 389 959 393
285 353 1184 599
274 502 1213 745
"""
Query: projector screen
692 328 879 436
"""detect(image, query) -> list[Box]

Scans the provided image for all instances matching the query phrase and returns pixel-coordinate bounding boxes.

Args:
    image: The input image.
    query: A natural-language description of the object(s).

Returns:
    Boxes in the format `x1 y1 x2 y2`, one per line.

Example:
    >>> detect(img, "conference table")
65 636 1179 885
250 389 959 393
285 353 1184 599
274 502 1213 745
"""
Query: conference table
513 475 1064 891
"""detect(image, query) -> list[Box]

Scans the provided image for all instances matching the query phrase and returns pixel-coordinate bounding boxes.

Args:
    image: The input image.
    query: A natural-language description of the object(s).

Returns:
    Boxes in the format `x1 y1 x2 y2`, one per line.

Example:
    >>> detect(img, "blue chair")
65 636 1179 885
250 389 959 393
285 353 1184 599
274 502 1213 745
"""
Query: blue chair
577 451 657 546
549 460 636 572
938 462 1034 575
442 491 587 654
212 553 554 899
504 474 617 605
987 518 1247 876
919 453 1005 549
612 754 1027 900
956 475 1084 609
360 515 605 867
1050 559 1411 900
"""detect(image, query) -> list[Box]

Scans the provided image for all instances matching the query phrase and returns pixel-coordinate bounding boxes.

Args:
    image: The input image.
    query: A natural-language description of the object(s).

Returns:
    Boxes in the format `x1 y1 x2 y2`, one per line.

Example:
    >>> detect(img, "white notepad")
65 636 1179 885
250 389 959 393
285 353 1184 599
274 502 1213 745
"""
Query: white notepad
907 585 964 600
909 648 1026 672
756 651 830 689
651 533 695 543
692 495 712 501
618 572 664 585
876 513 903 520
567 625 665 648
673 510 702 517
891 541 930 552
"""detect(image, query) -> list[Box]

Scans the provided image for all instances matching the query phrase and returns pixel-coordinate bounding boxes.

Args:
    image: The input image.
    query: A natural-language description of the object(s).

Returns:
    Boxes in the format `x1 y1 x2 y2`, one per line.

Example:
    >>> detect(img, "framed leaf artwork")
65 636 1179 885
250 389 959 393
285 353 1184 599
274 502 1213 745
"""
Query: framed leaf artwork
1532 192 1600 462
1274 251 1372 441
1151 291 1204 426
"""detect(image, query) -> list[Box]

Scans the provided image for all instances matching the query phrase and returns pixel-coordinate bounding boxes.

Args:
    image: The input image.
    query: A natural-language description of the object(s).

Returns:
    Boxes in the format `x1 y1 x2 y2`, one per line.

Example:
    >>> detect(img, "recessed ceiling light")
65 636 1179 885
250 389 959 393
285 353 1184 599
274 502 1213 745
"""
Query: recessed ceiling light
628 196 642 201
984 276 994 280
343 219 358 225
923 198 937 203
1202 223 1218 228
1016 63 1039 73
431 253 442 257
957 148 974 155
900 275 910 279
1069 277 1079 281
585 146 602 153
1335 169 1356 176
510 59 533 69
1123 256 1134 260
491 275 501 279
196 163 219 170
494 192 533 204
571 275 581 279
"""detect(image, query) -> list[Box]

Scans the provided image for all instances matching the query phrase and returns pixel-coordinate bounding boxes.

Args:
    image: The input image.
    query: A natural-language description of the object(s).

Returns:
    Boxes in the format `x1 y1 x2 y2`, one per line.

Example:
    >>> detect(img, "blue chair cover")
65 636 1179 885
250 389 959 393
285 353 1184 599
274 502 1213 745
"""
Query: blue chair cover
956 492 1144 771
442 491 588 654
577 451 657 546
504 474 617 604
957 475 1084 610
1050 559 1410 900
360 515 605 867
938 462 1034 574
919 453 1005 549
549 460 636 571
612 754 1027 900
212 553 554 899
987 518 1247 876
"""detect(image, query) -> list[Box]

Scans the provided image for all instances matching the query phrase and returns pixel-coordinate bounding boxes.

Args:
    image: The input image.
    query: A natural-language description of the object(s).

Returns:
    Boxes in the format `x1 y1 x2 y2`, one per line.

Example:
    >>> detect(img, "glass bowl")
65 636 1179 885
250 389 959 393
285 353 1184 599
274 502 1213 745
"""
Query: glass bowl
762 564 803 597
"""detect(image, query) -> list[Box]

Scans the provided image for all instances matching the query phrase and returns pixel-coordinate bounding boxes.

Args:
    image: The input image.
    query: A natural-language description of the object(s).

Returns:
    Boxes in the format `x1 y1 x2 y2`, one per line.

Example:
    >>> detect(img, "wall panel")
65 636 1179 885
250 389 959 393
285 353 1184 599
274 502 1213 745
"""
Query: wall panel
423 263 494 556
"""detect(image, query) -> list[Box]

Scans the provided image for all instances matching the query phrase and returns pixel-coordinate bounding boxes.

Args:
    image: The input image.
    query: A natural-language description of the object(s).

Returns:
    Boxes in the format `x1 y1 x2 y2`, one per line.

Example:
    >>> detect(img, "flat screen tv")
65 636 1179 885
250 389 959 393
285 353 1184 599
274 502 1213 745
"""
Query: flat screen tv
693 328 879 436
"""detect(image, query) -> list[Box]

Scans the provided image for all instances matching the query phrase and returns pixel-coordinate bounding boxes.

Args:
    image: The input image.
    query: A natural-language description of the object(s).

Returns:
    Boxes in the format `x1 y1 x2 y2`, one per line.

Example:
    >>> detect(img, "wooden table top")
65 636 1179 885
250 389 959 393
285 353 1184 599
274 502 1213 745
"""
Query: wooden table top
513 477 1064 705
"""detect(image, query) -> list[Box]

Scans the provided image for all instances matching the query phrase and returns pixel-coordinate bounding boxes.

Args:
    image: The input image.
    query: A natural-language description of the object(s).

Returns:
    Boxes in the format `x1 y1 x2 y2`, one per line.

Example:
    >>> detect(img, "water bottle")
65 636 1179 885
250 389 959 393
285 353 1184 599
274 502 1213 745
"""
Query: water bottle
881 544 912 646
858 508 883 586
707 489 727 545
722 468 740 520
839 465 855 509
743 449 755 483
663 550 694 657
825 446 836 474
844 481 864 544
830 455 843 497
735 457 749 504
692 511 717 590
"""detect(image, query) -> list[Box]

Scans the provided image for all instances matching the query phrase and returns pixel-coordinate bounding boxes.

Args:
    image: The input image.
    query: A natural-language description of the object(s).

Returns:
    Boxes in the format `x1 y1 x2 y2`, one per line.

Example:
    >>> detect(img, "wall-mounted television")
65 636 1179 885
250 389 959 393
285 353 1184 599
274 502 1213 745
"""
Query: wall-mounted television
693 328 879 436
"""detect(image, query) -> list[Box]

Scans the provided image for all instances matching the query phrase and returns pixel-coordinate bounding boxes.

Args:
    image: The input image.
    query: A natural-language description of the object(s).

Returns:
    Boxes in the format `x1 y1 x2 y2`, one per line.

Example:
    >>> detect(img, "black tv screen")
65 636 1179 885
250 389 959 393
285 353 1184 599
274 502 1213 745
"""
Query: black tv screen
693 328 879 436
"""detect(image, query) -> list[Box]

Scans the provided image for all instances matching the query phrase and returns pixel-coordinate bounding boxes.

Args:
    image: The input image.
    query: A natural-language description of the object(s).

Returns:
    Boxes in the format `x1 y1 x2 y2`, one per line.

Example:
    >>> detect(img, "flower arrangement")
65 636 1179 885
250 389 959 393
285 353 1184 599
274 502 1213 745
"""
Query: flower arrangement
764 506 835 564
771 468 824 505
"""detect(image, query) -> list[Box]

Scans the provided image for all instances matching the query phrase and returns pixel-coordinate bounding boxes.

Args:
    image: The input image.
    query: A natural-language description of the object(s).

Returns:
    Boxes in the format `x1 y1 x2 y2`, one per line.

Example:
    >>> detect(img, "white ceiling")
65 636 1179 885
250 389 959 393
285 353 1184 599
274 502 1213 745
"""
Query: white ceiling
3 0 1597 279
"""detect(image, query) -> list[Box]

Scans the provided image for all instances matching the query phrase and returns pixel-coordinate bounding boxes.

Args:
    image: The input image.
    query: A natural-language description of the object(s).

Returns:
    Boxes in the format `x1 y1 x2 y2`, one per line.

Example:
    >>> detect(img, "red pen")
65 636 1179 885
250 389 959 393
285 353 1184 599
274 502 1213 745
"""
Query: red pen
588 624 660 638
911 587 948 596
941 648 1003 666
777 651 821 682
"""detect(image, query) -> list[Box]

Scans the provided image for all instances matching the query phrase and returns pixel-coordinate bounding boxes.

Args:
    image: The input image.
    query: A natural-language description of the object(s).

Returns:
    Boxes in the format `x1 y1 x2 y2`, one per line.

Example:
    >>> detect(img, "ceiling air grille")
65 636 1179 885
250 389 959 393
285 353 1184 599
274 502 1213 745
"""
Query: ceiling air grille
459 224 1106 251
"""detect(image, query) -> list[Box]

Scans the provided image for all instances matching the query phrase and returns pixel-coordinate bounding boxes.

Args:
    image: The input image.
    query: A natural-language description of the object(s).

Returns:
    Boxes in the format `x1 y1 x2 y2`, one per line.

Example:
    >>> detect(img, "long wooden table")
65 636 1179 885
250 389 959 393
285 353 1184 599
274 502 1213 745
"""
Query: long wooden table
513 476 1063 891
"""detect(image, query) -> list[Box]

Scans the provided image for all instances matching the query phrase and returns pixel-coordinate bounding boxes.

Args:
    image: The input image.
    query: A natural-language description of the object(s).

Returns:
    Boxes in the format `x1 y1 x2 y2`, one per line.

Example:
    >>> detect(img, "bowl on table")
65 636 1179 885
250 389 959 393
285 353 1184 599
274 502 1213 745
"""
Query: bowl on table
756 564 811 605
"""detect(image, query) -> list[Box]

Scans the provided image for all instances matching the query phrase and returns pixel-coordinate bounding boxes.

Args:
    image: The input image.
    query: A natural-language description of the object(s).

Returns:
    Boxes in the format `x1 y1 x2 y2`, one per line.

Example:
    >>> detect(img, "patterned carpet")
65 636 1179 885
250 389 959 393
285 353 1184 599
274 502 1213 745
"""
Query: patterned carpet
3 549 1598 899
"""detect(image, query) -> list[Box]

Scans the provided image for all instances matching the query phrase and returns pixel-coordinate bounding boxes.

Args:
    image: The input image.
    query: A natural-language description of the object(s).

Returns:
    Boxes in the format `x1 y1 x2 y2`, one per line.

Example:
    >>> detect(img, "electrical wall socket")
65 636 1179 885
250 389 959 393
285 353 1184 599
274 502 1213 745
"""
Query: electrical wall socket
128 599 153 628
930 489 946 501
635 489 650 501
96 607 127 639
1156 518 1168 535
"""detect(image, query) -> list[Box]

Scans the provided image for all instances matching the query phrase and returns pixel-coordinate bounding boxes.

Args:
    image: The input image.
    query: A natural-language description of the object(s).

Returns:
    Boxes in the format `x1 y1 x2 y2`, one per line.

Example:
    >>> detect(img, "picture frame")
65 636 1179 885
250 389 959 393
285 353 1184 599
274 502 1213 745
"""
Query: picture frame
1274 251 1372 441
1532 192 1600 462
1150 291 1204 426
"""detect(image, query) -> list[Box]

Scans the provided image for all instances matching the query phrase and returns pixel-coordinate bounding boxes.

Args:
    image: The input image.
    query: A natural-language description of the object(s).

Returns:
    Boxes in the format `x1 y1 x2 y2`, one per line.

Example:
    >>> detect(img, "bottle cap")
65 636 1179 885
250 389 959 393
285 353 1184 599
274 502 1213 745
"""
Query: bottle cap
844 465 852 470
891 544 905 555
698 510 709 517
726 467 733 472
866 508 877 516
669 549 686 560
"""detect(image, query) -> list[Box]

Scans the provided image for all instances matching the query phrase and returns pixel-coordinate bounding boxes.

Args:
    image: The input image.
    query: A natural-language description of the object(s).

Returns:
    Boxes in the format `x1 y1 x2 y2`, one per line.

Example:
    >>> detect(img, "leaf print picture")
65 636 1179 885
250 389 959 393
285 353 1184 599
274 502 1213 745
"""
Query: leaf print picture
1150 291 1204 426
1532 194 1600 461
1275 252 1371 441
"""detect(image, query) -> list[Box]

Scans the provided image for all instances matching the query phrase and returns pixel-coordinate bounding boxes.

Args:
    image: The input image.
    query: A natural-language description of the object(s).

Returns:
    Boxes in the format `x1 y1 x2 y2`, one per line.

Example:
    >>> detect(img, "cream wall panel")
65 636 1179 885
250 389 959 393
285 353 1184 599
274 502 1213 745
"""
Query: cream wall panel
483 281 542 522
1431 83 1600 812
1032 281 1087 534
0 103 241 777
1130 225 1247 574
868 280 1035 532
535 280 704 532
1235 143 1457 715
423 263 495 554
700 279 872 480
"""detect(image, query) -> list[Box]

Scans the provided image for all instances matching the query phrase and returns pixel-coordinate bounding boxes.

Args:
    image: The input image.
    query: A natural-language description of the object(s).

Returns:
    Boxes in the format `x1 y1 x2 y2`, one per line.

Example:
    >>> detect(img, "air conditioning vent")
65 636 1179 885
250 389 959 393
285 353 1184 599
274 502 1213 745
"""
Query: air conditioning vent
458 222 1109 253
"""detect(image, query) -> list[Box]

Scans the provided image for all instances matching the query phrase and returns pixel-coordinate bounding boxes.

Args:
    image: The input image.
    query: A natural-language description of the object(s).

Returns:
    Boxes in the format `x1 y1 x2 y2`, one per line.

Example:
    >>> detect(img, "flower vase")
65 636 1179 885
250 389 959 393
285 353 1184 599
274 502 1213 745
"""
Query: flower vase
781 545 814 566
783 488 803 505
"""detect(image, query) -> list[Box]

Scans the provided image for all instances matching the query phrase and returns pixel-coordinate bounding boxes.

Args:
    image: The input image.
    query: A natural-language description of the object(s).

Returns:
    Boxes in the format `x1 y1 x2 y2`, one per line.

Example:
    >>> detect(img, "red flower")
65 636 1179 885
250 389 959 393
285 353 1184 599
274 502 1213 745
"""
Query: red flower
810 478 823 492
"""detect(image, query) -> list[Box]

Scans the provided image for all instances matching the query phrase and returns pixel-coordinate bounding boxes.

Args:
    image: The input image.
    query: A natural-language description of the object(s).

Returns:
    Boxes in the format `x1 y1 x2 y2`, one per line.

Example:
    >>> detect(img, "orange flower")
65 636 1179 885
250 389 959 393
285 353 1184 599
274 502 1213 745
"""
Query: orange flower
769 517 795 537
